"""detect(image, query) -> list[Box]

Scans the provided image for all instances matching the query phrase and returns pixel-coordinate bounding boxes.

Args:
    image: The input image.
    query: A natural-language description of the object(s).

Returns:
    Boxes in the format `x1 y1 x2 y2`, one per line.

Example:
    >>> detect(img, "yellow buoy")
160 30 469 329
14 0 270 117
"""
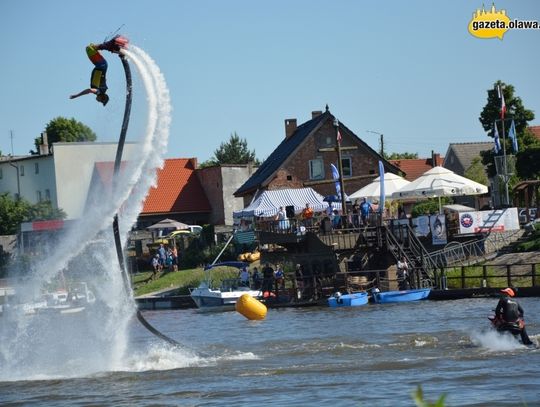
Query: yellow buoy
247 251 260 262
235 293 267 320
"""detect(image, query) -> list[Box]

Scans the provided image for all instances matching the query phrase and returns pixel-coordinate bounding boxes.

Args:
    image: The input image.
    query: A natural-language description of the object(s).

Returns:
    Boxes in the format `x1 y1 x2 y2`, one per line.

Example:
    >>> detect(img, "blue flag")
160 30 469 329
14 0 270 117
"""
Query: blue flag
508 119 518 153
331 163 341 197
493 122 501 154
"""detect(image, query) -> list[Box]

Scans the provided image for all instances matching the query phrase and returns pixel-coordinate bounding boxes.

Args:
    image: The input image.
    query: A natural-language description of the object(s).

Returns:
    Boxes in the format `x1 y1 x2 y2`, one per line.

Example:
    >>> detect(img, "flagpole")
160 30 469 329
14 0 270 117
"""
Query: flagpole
333 117 348 221
501 119 509 206
497 85 510 207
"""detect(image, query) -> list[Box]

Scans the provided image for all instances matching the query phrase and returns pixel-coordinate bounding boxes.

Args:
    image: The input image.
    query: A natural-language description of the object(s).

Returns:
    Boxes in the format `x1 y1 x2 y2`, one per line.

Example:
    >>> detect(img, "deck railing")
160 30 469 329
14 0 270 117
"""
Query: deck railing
436 262 539 289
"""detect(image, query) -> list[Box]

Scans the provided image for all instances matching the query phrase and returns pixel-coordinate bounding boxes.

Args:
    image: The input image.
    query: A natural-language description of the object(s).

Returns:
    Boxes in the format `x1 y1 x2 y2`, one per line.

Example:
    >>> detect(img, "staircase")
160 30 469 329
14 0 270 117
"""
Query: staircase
384 224 435 288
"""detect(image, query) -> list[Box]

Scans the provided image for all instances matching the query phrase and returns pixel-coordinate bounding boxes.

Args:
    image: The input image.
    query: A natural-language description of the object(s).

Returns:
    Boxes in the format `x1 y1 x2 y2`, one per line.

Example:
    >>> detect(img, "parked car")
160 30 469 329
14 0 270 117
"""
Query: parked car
518 208 538 224
166 225 202 239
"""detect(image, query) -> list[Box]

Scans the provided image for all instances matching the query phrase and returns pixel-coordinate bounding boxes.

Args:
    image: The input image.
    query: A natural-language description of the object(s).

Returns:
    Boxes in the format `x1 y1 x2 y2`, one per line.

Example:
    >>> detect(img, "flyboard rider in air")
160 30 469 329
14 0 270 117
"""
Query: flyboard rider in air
70 35 129 105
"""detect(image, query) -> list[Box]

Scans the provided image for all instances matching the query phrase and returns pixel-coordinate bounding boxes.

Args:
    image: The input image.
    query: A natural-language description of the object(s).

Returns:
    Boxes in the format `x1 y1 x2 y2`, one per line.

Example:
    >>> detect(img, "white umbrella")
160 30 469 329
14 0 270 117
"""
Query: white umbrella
350 172 410 200
146 218 190 230
391 166 488 212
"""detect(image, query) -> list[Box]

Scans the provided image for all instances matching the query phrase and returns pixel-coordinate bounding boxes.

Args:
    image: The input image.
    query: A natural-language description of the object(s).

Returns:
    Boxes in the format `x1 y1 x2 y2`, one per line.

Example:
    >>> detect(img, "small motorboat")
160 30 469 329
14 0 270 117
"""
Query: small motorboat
328 291 369 308
190 261 262 311
371 288 431 304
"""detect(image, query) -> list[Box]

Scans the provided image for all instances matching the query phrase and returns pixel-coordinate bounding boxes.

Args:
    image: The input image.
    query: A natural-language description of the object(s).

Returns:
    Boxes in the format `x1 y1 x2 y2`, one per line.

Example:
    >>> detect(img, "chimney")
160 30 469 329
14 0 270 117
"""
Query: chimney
285 118 297 139
430 151 441 167
434 153 441 166
311 110 323 119
39 132 49 155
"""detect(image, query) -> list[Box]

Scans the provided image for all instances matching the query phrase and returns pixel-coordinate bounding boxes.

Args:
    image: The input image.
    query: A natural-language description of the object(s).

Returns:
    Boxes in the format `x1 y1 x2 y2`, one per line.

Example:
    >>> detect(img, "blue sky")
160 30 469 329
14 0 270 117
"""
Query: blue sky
1 0 539 162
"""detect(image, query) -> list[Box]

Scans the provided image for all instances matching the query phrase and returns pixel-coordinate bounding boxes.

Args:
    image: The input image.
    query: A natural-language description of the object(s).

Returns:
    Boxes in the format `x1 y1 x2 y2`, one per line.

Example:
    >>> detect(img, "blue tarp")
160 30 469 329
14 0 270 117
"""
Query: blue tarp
233 187 340 218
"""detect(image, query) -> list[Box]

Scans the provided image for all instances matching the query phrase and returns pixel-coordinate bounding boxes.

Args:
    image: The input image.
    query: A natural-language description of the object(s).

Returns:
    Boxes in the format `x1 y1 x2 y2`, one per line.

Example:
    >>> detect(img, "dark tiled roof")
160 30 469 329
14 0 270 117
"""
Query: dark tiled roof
443 142 492 176
234 111 402 196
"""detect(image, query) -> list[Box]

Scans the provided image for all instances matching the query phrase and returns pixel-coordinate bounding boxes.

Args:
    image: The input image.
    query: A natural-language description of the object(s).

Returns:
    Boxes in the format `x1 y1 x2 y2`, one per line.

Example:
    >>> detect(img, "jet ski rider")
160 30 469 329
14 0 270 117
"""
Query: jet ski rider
494 287 533 345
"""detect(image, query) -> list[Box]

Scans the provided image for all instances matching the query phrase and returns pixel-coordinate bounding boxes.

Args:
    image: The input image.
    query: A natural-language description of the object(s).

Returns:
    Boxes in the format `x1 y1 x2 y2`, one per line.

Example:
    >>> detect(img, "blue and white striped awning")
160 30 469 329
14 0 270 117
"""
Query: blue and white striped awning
233 187 340 218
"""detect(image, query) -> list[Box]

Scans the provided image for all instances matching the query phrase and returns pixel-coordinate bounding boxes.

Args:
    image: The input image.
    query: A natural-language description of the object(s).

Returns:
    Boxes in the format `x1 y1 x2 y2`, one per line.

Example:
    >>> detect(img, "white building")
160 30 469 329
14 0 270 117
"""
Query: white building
0 141 138 220
197 164 258 226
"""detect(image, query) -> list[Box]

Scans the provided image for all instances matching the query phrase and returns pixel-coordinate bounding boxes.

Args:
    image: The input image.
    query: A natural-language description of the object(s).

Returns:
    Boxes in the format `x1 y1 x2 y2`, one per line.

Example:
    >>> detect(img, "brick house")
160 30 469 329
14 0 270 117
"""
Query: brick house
234 107 402 204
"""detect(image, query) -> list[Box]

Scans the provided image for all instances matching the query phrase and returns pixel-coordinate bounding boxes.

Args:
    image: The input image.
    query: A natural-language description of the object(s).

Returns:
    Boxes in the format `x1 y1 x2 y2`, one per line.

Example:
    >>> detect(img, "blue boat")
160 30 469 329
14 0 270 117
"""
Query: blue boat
372 288 431 304
328 292 369 308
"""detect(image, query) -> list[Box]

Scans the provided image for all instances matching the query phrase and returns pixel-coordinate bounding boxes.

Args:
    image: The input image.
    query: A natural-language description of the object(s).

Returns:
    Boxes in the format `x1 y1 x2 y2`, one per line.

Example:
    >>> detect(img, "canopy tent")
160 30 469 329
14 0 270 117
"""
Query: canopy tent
350 172 410 200
233 187 338 218
146 218 190 230
391 166 488 212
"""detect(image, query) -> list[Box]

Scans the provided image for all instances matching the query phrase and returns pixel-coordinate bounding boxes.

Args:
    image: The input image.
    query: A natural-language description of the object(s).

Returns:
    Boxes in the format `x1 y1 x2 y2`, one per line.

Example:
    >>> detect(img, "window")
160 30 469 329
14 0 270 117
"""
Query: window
341 157 352 177
36 190 42 202
0 168 2 179
20 165 25 176
45 189 51 201
35 162 39 174
309 159 324 180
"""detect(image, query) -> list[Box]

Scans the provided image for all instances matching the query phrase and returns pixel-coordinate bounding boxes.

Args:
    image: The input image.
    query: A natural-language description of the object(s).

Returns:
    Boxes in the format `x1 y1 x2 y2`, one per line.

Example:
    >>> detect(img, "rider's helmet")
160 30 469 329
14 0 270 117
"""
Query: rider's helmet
96 93 109 106
500 287 515 297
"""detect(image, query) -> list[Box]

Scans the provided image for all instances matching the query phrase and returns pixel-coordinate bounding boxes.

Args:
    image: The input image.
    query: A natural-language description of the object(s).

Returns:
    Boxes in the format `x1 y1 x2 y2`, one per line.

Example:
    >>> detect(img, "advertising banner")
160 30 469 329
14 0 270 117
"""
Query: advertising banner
430 214 447 245
458 208 519 234
412 216 430 237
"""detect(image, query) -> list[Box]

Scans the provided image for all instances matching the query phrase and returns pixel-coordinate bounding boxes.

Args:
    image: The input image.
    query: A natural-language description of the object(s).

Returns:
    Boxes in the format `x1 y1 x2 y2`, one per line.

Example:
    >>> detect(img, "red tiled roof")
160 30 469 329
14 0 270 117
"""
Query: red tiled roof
528 126 540 140
94 161 128 191
142 158 211 214
389 154 444 181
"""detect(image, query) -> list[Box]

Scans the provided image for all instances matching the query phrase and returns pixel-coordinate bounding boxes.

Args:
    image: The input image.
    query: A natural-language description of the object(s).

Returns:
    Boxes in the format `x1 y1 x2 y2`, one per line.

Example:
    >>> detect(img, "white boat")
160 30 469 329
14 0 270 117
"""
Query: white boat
190 262 262 311
1 283 95 316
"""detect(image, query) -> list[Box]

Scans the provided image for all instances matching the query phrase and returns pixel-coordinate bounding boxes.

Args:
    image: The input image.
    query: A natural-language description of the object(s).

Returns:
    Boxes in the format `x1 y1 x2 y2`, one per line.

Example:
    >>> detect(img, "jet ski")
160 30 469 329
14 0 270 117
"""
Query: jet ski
489 315 524 336
488 314 535 346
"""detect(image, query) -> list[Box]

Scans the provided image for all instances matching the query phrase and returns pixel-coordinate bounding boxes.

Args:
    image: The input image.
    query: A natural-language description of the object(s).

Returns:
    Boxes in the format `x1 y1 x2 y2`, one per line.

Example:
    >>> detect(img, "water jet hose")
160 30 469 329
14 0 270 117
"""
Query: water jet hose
112 52 180 347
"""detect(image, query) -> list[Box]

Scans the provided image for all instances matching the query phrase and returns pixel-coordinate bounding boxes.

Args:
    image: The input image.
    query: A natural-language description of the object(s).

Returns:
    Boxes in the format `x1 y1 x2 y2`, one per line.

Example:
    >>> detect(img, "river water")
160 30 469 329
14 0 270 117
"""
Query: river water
1 297 539 406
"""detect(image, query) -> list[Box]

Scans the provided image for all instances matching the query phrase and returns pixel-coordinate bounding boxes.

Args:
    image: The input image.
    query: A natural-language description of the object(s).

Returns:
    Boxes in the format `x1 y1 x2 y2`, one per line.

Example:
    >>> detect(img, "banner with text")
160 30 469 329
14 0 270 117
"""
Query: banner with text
458 208 519 234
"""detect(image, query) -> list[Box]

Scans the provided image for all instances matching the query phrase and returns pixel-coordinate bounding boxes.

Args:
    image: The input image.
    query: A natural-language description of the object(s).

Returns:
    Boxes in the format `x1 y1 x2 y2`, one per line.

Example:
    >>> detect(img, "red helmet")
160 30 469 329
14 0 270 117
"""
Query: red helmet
500 288 515 297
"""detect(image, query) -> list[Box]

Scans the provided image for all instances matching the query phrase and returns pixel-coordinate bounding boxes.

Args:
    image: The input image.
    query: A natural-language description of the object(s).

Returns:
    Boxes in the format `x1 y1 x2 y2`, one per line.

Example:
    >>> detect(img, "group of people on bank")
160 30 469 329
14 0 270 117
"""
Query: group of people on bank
237 262 318 299
269 197 408 233
238 263 287 292
151 243 179 278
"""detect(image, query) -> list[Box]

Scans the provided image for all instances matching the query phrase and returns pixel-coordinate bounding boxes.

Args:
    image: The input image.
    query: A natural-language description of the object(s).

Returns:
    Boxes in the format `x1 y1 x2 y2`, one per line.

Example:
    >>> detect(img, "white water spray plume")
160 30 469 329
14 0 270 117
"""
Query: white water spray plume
0 45 174 381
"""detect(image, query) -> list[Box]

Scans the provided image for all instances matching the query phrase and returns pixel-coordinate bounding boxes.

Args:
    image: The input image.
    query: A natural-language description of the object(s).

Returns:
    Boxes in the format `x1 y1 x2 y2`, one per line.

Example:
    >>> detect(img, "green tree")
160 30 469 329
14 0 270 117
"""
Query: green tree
201 132 259 167
411 197 451 217
0 193 31 234
385 152 419 160
464 157 488 186
0 193 67 235
479 81 536 178
33 117 97 153
516 146 540 180
26 201 67 221
479 81 534 137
